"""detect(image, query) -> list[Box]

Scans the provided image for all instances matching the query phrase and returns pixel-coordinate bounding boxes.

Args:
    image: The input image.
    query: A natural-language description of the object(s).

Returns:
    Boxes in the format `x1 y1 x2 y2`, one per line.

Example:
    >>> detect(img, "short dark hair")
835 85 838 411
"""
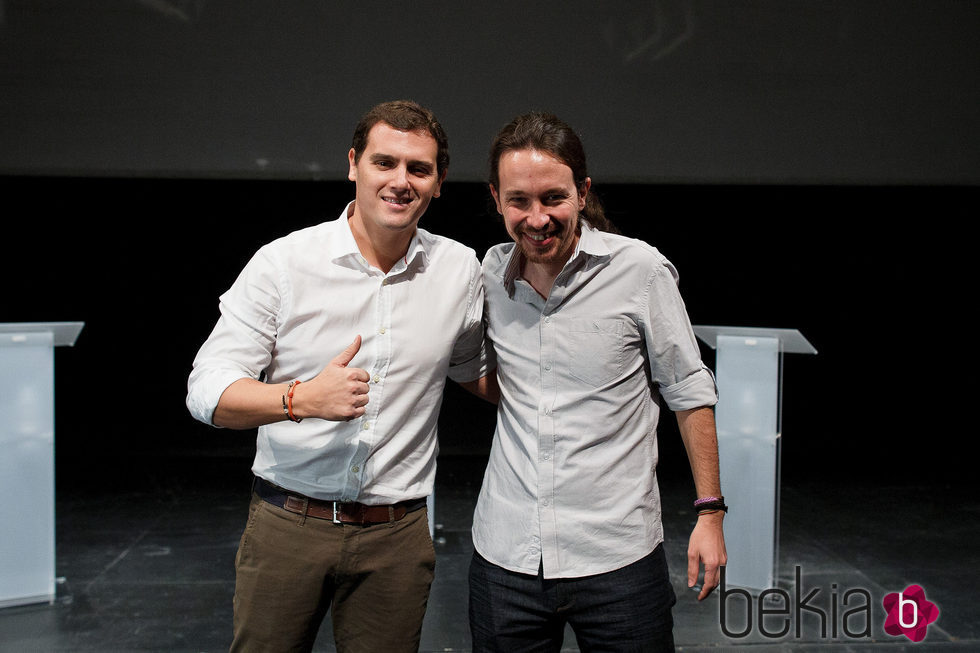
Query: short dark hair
488 112 616 233
351 100 449 177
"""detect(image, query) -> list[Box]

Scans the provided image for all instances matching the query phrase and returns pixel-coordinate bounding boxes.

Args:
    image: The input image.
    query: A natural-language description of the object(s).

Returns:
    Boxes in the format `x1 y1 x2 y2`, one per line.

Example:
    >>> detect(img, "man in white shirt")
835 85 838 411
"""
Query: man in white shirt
468 113 727 652
186 100 491 652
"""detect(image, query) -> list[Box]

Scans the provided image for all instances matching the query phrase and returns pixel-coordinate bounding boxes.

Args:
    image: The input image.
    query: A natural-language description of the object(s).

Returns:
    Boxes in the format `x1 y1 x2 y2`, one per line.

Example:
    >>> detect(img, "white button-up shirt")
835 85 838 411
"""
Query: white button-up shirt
472 224 717 578
186 203 489 503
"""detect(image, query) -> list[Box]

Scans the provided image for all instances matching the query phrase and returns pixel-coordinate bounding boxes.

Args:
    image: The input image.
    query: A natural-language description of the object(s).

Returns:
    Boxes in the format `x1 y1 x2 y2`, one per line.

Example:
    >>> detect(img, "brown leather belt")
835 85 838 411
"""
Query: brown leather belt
253 477 426 525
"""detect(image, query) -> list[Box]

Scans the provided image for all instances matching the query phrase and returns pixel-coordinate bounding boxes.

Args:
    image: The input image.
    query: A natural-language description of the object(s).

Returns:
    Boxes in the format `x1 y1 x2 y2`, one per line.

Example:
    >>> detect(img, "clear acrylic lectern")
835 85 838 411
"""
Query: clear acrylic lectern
0 321 84 608
693 326 815 591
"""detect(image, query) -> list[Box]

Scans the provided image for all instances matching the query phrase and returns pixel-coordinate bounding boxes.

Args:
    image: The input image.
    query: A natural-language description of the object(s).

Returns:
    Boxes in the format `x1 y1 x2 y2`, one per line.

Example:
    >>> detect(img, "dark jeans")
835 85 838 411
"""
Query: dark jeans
468 544 676 653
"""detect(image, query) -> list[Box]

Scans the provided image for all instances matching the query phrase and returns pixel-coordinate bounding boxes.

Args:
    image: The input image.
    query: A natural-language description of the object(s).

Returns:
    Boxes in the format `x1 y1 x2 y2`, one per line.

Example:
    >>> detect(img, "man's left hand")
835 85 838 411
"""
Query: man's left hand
687 511 727 600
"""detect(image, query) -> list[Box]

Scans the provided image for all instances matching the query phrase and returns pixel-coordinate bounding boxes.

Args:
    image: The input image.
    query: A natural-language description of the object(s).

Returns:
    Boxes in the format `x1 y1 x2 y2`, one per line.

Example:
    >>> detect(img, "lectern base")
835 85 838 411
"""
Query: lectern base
0 593 55 609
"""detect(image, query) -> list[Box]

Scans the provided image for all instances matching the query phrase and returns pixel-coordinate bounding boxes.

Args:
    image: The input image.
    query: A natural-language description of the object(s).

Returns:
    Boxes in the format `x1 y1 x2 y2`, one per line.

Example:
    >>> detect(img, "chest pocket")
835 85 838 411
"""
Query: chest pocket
566 318 625 387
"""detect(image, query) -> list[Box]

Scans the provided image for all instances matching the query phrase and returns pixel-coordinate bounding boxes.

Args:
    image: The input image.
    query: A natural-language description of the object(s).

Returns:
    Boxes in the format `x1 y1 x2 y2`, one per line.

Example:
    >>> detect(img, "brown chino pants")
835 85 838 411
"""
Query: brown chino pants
230 492 436 653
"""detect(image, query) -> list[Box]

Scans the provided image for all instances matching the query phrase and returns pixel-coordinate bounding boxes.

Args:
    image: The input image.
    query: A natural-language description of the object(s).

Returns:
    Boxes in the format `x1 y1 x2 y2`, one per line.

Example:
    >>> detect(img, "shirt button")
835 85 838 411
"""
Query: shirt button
544 316 551 324
351 465 360 473
379 327 386 334
362 422 371 430
372 375 381 384
544 363 552 371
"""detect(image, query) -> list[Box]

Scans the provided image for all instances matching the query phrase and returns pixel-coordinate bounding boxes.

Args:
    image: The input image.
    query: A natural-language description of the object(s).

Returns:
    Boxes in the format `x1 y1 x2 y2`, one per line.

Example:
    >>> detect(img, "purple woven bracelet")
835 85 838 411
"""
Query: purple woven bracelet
694 496 723 507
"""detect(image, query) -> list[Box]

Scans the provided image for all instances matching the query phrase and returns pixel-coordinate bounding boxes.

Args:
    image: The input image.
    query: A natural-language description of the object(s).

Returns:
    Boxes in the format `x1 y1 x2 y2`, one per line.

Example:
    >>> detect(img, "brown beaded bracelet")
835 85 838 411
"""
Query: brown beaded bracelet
695 501 728 515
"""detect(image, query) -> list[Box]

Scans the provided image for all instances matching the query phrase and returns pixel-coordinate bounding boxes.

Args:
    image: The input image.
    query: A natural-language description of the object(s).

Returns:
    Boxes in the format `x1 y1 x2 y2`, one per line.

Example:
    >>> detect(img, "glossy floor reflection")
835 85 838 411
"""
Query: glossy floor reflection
0 453 976 652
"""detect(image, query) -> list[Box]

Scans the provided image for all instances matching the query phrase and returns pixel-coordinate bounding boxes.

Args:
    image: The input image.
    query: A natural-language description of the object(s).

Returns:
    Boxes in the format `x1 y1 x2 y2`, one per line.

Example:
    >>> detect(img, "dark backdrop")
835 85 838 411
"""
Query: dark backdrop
2 1 979 184
2 175 973 490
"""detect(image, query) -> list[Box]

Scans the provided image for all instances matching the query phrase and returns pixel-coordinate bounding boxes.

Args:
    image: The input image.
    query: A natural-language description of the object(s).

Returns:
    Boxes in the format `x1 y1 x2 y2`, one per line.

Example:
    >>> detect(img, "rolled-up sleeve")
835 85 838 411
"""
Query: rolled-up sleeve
186 246 281 425
642 256 718 412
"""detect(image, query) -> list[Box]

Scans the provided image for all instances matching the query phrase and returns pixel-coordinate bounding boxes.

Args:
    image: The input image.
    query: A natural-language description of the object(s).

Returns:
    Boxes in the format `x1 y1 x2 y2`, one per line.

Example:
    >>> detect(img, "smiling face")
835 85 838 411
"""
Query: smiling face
348 122 445 239
491 148 589 273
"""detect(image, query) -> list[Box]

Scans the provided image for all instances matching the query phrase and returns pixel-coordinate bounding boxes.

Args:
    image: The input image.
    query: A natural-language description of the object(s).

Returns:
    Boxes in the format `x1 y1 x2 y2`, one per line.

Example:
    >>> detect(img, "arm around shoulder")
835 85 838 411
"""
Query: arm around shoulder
457 372 500 405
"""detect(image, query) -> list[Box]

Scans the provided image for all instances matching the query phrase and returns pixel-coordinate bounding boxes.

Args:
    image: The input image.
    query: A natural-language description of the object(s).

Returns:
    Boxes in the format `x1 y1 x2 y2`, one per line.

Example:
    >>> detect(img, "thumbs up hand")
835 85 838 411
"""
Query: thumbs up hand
294 336 371 421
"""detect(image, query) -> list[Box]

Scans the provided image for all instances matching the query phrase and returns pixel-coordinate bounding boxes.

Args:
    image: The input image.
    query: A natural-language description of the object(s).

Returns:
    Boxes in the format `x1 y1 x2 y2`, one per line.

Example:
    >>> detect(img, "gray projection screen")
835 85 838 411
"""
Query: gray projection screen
1 0 977 184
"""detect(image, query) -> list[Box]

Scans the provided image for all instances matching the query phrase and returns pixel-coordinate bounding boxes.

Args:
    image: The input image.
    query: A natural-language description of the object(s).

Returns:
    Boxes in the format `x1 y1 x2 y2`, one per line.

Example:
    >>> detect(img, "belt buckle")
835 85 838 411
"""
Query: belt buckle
332 501 341 524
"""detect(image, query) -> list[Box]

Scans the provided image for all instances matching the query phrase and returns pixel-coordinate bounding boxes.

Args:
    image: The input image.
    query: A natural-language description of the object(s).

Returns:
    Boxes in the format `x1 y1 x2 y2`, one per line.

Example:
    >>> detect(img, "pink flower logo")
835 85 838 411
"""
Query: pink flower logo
882 584 939 642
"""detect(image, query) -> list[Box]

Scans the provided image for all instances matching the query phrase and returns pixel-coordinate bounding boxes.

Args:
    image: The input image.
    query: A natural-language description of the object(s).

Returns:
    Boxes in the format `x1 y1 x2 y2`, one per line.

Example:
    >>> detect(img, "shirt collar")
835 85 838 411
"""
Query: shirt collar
575 220 612 260
331 201 428 273
329 201 363 263
502 220 611 294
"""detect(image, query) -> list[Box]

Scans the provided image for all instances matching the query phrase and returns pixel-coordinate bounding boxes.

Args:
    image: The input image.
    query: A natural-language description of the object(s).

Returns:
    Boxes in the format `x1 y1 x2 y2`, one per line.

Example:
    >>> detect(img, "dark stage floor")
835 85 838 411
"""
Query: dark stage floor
0 452 975 652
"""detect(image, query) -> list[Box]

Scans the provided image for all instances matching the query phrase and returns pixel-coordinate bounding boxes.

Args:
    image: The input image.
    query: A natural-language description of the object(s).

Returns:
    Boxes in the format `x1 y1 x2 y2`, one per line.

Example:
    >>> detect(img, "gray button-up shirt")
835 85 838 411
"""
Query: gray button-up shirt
472 224 717 578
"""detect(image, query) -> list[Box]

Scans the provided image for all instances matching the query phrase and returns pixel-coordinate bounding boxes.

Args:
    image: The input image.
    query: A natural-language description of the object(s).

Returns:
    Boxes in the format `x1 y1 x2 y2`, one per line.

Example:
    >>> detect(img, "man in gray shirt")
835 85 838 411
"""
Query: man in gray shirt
468 112 727 652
